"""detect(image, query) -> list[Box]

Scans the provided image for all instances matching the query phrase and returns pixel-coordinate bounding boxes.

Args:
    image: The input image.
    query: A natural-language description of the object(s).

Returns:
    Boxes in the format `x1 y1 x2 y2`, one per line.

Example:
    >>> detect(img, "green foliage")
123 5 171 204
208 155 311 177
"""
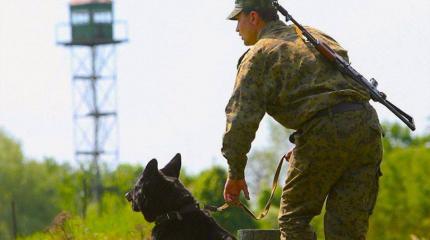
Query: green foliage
19 194 152 240
368 146 430 239
0 130 70 238
102 164 144 198
254 187 282 229
382 122 430 151
13 166 152 240
256 187 282 210
2 120 430 239
0 129 152 239
16 163 260 239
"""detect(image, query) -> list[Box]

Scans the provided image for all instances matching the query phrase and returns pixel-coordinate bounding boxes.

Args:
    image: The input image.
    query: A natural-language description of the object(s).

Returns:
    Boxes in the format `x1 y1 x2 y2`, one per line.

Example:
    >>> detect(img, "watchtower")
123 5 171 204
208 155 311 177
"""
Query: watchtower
57 0 127 209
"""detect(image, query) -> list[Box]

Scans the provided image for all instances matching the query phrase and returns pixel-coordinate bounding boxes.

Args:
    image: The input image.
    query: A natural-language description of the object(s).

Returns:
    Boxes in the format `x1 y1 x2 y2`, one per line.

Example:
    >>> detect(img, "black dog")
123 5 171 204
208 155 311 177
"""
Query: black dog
126 153 236 240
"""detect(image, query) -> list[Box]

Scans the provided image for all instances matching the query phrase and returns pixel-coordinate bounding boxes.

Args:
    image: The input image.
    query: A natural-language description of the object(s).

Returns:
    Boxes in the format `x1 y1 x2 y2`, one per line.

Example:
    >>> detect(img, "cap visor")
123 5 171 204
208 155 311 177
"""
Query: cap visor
226 7 242 20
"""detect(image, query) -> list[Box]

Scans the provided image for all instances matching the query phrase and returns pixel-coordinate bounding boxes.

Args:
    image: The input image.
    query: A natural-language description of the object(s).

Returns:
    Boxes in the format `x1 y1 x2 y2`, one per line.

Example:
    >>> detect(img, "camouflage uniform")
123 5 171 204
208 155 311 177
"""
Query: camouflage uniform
222 20 383 239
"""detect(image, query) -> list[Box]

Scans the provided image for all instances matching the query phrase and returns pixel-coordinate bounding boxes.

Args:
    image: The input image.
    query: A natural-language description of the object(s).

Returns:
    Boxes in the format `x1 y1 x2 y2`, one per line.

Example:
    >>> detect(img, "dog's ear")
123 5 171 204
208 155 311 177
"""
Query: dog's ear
161 153 181 178
143 158 159 178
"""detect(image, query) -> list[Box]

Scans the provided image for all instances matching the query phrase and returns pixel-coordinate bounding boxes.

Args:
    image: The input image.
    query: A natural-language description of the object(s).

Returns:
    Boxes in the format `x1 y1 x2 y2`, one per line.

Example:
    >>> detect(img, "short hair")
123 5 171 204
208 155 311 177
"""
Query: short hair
242 7 279 22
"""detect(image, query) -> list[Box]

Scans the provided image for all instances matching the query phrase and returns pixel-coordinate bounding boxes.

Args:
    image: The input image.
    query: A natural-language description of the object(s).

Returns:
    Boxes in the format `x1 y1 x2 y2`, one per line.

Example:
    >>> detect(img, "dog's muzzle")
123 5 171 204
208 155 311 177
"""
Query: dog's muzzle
125 191 133 202
125 190 140 211
126 189 146 212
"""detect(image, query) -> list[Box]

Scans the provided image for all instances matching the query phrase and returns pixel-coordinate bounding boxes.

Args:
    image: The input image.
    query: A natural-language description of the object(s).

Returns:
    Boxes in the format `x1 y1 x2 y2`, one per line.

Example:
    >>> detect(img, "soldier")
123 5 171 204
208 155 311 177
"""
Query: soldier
222 0 383 239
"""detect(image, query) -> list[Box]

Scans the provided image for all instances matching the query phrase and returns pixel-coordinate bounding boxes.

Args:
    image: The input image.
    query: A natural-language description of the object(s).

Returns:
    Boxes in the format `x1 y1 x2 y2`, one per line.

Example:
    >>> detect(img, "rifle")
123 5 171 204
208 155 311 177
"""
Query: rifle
273 1 416 131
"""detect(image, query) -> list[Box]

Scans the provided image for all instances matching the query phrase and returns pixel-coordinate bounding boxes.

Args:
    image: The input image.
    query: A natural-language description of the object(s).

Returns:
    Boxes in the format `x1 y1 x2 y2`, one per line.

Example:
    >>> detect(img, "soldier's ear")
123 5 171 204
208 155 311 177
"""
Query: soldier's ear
161 153 181 178
143 159 159 178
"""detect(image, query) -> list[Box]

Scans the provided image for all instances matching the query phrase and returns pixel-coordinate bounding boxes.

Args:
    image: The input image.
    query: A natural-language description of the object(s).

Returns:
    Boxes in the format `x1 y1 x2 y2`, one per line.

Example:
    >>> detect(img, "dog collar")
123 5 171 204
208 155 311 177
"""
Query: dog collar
154 203 200 226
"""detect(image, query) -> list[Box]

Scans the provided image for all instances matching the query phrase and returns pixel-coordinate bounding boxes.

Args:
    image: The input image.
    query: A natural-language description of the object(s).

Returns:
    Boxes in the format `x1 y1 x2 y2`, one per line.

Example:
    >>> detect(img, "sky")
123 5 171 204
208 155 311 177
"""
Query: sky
0 0 429 174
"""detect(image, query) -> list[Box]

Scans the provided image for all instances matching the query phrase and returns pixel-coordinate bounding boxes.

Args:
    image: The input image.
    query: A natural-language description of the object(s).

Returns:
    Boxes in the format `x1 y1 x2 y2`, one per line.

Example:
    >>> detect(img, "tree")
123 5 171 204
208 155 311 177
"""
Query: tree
0 129 23 239
0 130 67 237
367 123 430 239
382 122 430 151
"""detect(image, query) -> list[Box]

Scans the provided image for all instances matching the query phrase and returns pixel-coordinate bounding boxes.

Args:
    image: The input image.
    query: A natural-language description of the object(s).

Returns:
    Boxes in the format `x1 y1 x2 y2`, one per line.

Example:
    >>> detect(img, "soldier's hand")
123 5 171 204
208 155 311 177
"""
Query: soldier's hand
223 178 250 205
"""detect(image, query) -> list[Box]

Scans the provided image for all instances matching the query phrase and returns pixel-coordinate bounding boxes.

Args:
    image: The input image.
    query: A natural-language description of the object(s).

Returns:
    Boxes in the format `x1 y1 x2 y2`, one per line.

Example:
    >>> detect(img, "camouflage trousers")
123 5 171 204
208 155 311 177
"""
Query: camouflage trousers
279 103 383 240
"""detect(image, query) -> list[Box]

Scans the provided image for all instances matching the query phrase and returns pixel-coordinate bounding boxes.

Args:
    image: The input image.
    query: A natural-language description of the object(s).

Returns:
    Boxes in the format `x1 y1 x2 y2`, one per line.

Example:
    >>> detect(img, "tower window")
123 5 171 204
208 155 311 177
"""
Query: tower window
72 10 90 25
94 11 112 24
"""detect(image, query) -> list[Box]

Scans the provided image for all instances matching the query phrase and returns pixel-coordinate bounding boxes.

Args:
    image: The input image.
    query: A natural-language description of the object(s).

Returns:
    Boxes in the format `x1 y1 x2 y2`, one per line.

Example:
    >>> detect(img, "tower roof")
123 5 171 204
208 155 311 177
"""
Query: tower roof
71 0 111 6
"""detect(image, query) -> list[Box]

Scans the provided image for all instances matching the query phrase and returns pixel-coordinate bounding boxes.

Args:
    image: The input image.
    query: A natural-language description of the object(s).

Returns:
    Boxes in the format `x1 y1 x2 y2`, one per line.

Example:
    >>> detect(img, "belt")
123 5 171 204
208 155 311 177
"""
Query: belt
289 102 366 144
312 102 365 120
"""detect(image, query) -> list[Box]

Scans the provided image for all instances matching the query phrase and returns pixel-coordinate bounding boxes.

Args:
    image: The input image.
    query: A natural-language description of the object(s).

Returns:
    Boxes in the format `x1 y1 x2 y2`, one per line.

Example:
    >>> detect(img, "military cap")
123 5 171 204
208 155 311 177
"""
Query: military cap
227 0 275 20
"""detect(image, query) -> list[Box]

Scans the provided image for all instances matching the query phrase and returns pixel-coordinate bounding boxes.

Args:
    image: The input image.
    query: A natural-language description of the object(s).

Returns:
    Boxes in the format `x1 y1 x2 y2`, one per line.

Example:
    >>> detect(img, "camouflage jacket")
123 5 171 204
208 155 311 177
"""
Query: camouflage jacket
222 20 370 179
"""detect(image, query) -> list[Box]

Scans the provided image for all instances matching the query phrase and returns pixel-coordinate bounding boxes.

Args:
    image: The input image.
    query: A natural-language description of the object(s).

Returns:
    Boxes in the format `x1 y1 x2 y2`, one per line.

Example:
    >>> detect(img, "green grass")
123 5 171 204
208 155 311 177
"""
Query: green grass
20 194 153 240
